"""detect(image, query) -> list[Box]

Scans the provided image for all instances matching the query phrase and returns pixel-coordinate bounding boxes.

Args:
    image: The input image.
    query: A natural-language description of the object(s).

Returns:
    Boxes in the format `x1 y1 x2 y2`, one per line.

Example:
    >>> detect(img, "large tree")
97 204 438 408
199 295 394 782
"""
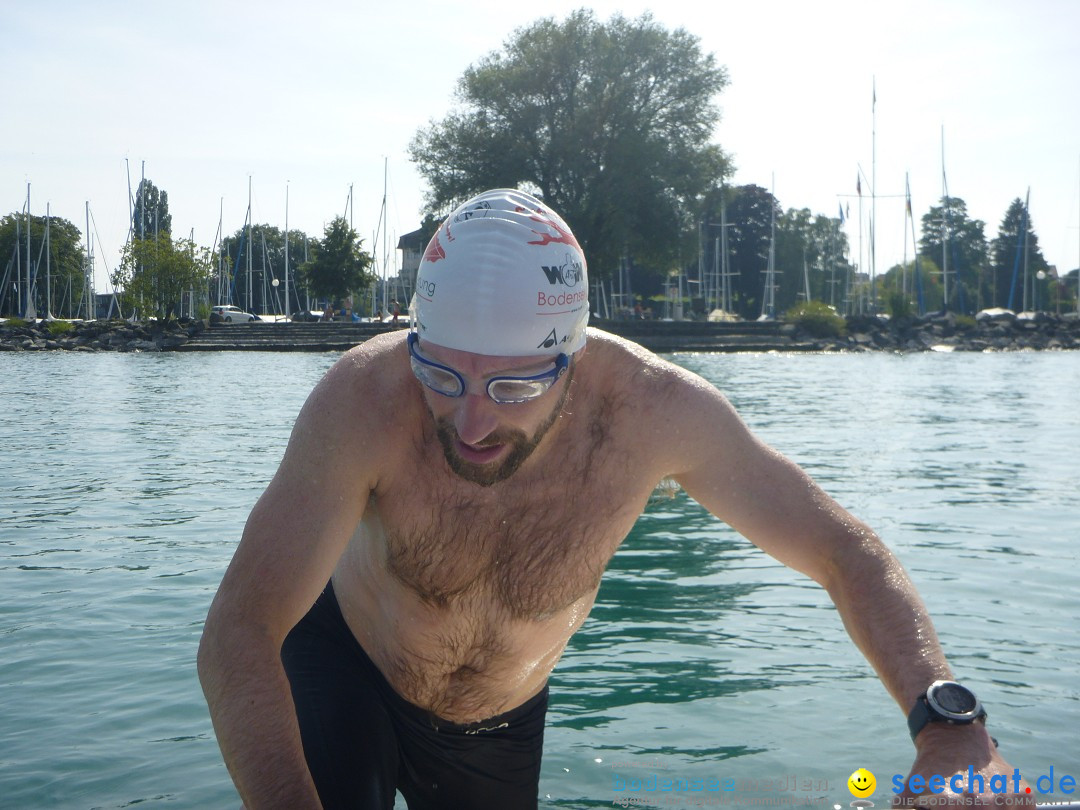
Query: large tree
113 235 213 322
409 10 730 279
131 178 172 239
298 217 373 304
918 196 988 313
989 197 1050 311
1 212 88 318
703 184 781 319
224 223 313 314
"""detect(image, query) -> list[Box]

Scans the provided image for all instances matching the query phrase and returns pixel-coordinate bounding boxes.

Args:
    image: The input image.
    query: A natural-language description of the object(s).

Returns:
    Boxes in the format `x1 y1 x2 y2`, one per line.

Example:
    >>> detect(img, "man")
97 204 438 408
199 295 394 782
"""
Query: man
199 189 1028 809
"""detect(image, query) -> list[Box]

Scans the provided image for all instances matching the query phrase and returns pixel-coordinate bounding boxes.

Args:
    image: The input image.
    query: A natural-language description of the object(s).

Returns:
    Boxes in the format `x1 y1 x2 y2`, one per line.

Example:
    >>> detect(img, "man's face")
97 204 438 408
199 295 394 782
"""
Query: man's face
414 341 575 487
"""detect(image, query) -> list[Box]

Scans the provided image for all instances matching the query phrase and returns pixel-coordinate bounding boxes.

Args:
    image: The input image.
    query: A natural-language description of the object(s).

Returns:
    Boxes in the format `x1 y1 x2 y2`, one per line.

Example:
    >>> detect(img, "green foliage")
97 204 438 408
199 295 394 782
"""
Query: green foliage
955 314 976 330
224 223 313 314
3 316 28 328
112 236 213 322
886 290 913 319
878 257 944 315
989 198 1050 310
784 300 845 338
46 320 74 335
409 9 730 277
0 212 88 317
298 217 373 302
918 196 988 312
131 178 172 238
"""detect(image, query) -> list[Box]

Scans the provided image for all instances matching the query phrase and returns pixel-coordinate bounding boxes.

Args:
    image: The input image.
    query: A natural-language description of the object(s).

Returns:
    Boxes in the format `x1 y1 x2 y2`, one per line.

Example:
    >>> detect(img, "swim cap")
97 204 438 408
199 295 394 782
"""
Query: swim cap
410 188 588 357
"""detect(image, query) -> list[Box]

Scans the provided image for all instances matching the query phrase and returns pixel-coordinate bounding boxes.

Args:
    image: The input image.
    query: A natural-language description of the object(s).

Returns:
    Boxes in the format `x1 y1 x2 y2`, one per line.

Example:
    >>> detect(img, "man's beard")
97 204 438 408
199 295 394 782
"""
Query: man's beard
433 368 572 487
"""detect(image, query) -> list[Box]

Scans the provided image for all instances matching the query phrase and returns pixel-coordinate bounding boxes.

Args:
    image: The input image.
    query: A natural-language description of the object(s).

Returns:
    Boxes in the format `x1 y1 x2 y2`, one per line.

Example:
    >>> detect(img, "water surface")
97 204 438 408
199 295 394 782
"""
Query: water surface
1 350 1076 808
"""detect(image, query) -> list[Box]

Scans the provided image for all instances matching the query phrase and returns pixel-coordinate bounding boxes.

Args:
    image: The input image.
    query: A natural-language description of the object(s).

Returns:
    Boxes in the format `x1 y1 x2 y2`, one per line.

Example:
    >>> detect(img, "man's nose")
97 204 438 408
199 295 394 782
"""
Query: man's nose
454 391 498 445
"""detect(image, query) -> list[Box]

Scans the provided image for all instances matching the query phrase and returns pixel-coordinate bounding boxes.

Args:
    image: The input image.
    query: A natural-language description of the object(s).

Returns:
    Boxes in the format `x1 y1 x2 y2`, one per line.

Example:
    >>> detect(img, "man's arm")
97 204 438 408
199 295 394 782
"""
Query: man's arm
657 365 1030 804
197 350 384 808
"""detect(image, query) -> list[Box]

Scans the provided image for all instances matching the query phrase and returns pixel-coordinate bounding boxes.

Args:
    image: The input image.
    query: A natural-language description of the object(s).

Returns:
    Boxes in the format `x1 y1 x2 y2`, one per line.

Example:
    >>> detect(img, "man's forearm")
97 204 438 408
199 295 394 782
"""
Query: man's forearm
198 624 322 809
822 532 953 714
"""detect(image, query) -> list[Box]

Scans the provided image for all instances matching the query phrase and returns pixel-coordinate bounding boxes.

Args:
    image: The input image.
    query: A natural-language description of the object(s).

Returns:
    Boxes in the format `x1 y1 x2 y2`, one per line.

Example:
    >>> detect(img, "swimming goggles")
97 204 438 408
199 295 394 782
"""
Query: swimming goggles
408 332 568 404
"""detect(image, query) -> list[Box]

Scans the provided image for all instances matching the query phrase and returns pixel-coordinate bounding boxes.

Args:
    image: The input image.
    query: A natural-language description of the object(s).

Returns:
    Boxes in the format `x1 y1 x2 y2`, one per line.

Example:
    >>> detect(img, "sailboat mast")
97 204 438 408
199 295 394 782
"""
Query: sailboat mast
247 176 253 312
284 183 290 320
45 204 51 318
761 174 777 319
85 201 92 320
871 78 877 313
720 188 730 314
1022 188 1031 313
25 184 31 319
941 127 949 310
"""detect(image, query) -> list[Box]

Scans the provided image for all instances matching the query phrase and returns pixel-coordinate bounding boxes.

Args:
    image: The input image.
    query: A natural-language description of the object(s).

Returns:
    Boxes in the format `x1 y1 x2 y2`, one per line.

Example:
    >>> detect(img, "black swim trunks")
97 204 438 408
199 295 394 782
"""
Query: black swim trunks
281 581 548 810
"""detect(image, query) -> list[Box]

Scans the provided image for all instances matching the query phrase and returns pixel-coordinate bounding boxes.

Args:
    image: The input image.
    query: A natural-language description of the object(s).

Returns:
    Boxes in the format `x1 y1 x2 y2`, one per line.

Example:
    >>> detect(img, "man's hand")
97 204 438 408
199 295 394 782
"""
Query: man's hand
892 724 1034 808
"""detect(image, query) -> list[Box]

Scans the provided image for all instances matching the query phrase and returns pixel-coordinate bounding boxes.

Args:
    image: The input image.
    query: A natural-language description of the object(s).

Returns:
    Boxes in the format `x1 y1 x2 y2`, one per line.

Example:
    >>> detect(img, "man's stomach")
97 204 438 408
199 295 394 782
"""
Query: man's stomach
330 562 596 723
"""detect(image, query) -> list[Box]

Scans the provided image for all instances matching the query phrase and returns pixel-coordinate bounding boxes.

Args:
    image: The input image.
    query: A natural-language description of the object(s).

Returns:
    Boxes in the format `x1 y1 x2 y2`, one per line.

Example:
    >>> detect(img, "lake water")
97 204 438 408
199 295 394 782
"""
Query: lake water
1 348 1077 809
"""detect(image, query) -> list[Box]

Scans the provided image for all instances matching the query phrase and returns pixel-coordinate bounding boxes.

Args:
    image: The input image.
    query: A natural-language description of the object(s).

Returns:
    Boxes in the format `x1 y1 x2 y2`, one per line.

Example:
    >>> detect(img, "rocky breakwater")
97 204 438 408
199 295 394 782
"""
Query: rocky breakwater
0 318 207 352
799 310 1080 353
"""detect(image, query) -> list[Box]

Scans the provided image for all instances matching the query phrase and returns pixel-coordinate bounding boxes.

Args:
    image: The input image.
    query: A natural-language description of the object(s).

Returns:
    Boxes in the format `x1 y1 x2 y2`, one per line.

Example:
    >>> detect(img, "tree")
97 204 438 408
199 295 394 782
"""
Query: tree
113 235 213 322
298 217 373 304
705 184 780 319
918 196 988 313
132 178 172 238
773 208 852 314
1 212 88 317
224 223 313 314
409 10 730 279
989 198 1050 311
879 257 944 315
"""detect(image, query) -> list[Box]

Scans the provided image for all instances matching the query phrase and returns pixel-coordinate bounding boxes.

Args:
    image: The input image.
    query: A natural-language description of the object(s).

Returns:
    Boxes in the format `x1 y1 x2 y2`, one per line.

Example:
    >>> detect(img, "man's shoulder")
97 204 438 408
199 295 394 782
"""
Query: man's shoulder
310 331 417 428
334 330 410 384
582 327 699 392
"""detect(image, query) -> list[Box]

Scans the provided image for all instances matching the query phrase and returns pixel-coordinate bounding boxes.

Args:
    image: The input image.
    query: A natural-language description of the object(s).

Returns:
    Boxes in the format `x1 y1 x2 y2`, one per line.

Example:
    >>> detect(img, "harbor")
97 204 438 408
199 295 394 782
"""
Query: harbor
3 311 1078 354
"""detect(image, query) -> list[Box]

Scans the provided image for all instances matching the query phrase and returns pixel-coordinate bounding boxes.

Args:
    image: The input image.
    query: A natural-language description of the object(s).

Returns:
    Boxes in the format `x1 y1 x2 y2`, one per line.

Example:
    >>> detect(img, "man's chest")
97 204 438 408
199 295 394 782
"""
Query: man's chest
371 470 654 620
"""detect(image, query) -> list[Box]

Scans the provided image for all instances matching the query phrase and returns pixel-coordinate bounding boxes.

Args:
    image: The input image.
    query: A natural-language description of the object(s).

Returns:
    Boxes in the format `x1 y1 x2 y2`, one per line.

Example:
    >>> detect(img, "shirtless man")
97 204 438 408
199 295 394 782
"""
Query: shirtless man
198 189 1028 809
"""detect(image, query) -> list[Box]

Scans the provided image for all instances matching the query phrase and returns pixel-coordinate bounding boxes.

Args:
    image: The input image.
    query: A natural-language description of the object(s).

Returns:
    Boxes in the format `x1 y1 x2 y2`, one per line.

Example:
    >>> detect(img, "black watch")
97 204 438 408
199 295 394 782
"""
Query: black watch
907 680 987 742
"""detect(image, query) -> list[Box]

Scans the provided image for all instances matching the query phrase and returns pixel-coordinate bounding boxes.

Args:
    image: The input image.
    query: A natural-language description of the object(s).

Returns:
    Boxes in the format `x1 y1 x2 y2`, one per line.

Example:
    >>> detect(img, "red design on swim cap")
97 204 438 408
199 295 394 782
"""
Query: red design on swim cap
423 232 446 263
526 212 581 251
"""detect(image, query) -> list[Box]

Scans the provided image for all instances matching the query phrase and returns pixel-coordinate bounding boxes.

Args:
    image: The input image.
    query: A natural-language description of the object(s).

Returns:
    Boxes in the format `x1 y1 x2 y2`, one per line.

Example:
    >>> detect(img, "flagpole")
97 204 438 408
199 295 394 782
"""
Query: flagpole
871 77 877 314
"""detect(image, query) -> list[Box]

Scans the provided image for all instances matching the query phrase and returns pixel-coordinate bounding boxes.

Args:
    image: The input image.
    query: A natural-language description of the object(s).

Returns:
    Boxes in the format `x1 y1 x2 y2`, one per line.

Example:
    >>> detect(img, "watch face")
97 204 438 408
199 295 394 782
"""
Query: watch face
929 681 978 717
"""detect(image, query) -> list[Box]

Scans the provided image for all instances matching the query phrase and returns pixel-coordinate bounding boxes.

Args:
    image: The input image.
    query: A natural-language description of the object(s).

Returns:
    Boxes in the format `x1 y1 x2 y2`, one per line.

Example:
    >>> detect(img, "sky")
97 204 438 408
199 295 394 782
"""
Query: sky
4 0 1080 298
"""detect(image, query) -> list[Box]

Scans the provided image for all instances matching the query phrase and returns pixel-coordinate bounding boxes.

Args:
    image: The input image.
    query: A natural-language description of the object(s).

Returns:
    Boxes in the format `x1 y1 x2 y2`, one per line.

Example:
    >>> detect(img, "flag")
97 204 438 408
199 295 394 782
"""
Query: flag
838 203 845 224
857 176 862 196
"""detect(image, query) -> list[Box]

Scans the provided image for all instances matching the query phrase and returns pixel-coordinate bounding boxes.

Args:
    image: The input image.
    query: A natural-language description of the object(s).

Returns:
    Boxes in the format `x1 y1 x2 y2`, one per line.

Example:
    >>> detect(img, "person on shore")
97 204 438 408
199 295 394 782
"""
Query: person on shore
198 189 1029 809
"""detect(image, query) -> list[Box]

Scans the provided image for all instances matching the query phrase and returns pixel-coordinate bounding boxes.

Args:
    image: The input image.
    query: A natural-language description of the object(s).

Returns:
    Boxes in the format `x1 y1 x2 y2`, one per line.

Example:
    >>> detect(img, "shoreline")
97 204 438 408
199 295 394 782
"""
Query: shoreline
2 311 1078 354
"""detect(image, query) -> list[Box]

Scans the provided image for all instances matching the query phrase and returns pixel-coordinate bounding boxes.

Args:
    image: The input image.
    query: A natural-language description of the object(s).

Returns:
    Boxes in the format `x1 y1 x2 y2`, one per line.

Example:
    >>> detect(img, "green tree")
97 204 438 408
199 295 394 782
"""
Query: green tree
409 10 730 279
224 223 313 314
1 212 87 317
298 216 373 303
918 196 988 313
989 198 1050 311
132 178 172 238
879 257 944 315
113 236 213 322
709 184 780 319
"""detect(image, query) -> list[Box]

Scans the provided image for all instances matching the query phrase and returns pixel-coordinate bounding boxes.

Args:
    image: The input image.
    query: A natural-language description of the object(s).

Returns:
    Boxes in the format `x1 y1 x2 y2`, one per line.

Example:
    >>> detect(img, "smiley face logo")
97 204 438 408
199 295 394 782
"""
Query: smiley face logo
847 768 876 798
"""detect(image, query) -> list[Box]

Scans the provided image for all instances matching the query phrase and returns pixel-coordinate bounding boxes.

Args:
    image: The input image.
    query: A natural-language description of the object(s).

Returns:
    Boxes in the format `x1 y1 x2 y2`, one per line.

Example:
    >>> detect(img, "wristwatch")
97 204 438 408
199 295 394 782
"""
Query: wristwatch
908 680 987 741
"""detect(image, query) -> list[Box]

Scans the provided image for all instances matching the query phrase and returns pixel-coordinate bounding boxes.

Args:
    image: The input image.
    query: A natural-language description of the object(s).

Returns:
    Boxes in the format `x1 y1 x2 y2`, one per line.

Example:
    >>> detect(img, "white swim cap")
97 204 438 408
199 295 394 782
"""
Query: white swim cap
410 188 588 357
